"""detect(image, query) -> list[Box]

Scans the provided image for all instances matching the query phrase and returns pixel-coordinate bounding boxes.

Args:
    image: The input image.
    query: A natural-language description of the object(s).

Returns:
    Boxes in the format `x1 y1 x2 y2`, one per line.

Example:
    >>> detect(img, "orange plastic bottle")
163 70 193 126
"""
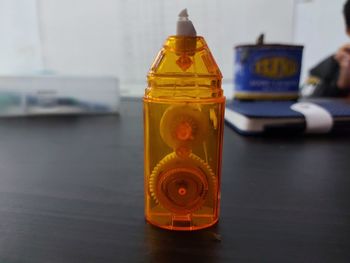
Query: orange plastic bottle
143 9 225 231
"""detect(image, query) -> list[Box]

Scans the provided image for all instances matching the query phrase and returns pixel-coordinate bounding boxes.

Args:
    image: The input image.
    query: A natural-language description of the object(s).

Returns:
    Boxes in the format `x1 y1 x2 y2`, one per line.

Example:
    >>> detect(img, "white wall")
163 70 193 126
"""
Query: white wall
294 0 348 82
0 0 43 74
3 0 345 97
37 0 295 96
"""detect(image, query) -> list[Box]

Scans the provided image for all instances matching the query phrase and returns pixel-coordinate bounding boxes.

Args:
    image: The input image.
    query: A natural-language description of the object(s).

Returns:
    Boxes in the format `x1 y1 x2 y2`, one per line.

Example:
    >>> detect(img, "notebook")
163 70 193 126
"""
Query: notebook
224 99 350 135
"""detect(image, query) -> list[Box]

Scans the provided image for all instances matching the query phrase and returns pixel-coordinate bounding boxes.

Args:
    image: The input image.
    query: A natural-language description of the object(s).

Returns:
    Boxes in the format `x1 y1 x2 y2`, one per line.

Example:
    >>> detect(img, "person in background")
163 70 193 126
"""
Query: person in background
304 0 350 97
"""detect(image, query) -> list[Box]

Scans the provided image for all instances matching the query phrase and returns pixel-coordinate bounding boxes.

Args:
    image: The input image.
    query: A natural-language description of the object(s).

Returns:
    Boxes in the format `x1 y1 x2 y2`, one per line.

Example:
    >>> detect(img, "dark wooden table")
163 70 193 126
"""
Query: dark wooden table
0 98 349 263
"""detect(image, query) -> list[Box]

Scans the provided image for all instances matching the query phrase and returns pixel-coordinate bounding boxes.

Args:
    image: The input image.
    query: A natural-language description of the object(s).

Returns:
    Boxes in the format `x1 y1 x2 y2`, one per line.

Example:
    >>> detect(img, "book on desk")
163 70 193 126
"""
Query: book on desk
224 99 350 135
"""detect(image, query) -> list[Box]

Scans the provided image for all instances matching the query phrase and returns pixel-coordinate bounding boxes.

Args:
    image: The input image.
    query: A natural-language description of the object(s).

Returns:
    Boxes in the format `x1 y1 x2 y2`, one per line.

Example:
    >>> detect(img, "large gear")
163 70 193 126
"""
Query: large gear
149 152 216 214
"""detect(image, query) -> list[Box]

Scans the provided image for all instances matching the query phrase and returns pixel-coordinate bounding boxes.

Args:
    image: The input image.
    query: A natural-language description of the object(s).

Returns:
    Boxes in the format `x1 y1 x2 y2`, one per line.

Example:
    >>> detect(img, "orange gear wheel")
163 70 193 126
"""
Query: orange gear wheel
149 152 216 214
159 105 208 150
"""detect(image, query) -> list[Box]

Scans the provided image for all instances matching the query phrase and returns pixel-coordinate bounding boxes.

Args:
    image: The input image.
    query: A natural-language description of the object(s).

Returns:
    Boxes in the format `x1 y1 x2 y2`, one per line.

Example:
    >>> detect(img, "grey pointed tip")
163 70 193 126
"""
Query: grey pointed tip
178 8 188 18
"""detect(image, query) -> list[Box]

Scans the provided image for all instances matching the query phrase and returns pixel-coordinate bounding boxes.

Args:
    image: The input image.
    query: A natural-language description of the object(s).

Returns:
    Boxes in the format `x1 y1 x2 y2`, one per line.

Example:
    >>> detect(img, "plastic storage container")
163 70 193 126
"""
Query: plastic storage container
0 76 120 116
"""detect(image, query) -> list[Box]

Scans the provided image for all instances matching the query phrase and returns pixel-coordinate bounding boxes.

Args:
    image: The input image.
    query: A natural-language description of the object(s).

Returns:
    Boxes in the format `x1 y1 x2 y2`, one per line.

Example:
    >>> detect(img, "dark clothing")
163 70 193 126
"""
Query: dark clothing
306 55 350 97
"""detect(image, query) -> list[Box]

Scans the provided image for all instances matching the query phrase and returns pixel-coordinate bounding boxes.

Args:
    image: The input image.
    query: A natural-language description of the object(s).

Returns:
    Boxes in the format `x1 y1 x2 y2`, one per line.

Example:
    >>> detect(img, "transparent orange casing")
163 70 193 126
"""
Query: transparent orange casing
143 36 225 231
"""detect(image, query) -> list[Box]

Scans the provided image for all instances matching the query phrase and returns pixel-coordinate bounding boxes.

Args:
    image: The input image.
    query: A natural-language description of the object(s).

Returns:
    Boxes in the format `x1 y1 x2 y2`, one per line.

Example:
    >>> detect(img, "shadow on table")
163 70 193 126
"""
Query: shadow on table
143 223 222 263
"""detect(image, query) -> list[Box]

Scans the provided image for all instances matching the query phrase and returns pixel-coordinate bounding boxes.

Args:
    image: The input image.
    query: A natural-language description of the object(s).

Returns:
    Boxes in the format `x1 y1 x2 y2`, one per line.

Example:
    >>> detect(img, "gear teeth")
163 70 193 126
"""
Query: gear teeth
189 153 217 191
160 105 208 149
149 152 217 211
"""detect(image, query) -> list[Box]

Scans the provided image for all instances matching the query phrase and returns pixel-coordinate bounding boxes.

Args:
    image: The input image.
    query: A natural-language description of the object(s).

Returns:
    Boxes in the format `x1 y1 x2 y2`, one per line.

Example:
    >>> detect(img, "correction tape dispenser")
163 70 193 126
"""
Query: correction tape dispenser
143 9 225 231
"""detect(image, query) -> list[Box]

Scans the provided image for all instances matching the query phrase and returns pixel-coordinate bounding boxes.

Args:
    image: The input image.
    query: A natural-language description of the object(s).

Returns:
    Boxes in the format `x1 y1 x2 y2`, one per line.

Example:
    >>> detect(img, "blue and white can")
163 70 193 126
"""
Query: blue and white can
234 44 303 100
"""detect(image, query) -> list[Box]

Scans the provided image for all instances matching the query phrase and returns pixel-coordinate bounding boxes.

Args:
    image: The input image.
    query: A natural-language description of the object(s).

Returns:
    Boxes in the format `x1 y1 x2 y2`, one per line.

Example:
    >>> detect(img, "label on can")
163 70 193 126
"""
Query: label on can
234 45 303 99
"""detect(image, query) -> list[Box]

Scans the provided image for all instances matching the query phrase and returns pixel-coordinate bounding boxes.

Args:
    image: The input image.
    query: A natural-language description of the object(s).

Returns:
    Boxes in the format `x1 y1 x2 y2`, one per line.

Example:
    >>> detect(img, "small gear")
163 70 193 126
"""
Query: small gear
149 152 216 214
159 105 208 150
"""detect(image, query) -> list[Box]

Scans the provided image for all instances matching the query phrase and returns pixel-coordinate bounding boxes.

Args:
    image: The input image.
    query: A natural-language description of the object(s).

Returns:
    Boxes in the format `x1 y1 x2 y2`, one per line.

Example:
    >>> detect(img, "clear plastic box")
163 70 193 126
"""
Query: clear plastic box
0 76 120 117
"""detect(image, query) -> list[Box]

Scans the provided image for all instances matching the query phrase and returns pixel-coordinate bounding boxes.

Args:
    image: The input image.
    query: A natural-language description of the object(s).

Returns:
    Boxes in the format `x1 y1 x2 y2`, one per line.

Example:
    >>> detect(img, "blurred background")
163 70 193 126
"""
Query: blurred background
0 0 347 98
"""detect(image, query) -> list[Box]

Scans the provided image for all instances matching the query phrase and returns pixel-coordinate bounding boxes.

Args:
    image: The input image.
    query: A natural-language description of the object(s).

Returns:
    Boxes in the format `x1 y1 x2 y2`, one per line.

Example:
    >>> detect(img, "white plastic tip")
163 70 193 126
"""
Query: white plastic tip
176 8 197 37
178 9 189 19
